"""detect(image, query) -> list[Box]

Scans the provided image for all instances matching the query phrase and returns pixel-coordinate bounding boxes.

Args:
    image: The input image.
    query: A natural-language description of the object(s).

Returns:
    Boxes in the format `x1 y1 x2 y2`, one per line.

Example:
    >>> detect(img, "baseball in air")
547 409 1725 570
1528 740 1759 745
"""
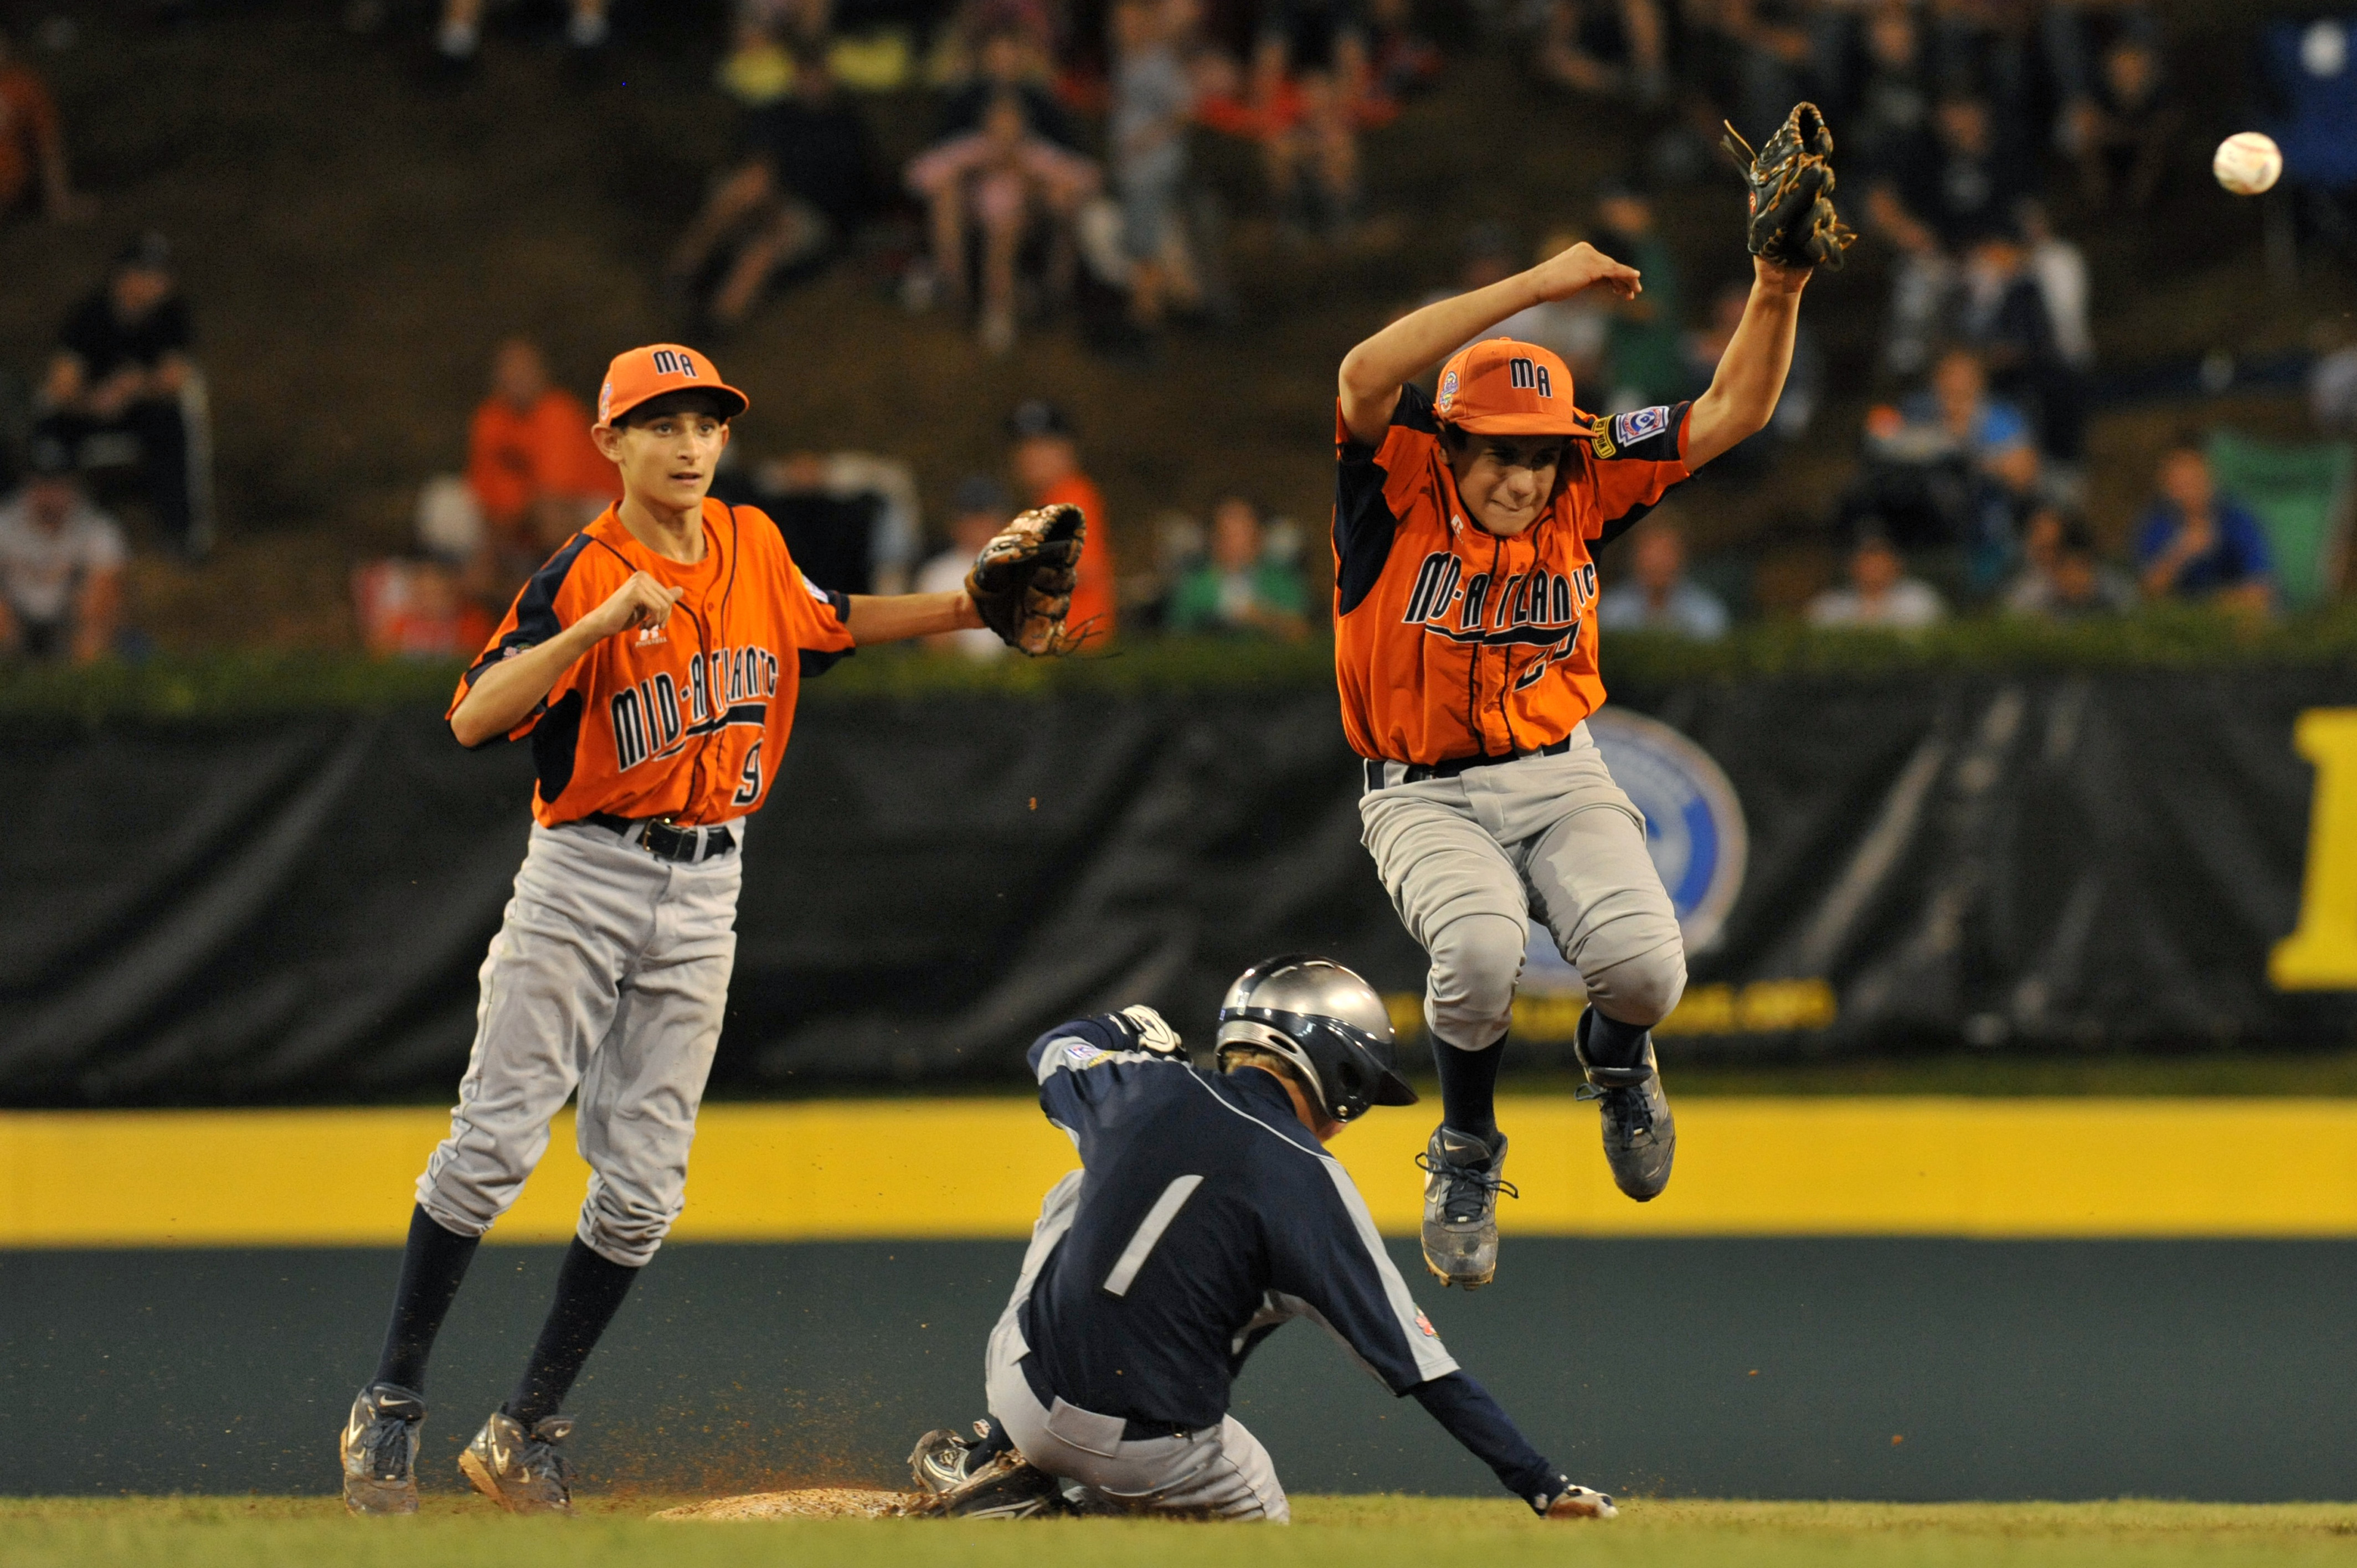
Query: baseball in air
2213 132 2283 195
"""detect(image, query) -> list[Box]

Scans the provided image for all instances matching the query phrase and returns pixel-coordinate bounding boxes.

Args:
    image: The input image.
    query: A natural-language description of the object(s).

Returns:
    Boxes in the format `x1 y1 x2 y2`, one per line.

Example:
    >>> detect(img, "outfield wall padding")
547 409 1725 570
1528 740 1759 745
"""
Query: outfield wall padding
4 672 2354 1105
3 1239 2351 1502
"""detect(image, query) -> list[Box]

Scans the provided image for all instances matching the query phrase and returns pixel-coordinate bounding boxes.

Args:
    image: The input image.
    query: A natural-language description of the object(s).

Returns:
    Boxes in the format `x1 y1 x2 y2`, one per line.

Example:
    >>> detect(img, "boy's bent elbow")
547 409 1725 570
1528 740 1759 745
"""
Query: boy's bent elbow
1338 344 1390 407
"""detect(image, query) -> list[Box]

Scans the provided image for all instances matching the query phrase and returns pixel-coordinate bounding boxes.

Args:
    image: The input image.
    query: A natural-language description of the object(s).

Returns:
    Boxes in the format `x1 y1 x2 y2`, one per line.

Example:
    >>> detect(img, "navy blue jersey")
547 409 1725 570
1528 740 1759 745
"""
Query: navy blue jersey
1018 1013 1460 1430
1014 1012 1566 1507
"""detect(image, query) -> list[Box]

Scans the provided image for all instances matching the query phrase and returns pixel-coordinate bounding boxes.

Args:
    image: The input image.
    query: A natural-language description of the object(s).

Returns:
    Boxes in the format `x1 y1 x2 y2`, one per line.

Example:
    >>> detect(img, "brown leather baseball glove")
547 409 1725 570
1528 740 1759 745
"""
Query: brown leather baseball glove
965 503 1088 657
1723 102 1857 271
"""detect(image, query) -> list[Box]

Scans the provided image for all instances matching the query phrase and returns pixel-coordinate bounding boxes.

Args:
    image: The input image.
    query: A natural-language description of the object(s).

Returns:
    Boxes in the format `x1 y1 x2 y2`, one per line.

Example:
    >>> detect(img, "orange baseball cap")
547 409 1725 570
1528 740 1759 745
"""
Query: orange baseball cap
1430 338 1581 436
595 343 749 427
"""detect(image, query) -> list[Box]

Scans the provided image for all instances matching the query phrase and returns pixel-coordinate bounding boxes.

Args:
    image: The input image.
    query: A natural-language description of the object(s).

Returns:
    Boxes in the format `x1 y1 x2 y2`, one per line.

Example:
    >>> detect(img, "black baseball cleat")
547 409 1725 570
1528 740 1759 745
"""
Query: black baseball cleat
1416 1125 1516 1288
339 1381 426 1516
908 1423 1072 1519
1576 1009 1675 1201
459 1410 576 1515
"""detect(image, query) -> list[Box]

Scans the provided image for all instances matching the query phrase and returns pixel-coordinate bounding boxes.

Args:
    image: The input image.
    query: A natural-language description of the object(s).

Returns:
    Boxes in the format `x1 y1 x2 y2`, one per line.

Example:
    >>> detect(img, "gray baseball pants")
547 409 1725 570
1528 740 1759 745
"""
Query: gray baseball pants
416 817 742 1267
984 1172 1290 1521
1361 723 1686 1054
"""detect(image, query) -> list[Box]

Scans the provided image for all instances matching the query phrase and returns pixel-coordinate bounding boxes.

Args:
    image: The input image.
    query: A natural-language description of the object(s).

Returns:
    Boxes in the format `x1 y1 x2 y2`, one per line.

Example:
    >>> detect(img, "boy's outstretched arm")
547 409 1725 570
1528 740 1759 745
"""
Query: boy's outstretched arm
1336 243 1642 446
1682 257 1812 469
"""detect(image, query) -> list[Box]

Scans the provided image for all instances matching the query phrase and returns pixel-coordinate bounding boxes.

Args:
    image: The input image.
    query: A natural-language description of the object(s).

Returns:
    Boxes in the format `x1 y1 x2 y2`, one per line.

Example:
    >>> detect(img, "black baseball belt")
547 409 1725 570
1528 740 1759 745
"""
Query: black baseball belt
582 812 738 864
1362 734 1574 792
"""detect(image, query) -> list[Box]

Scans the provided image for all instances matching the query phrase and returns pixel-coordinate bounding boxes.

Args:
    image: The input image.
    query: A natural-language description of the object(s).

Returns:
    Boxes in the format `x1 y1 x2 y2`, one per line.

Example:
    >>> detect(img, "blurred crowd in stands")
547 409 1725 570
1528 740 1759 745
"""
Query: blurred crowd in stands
2 0 2355 665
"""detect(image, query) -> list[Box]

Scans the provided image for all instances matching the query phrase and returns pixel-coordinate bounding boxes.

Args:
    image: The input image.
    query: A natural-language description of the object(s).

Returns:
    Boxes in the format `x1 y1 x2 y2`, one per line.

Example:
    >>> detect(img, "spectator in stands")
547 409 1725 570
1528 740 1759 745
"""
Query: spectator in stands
38 233 210 559
1808 532 1947 630
1698 0 1817 148
906 93 1101 354
2001 507 2134 620
1167 495 1311 639
1958 228 2085 468
1839 2 1936 185
461 338 617 592
0 28 86 225
1365 0 1443 100
1856 347 2036 581
2136 439 2275 616
666 55 876 329
935 22 1080 150
1008 400 1117 640
1254 0 1370 132
917 474 1015 657
2017 199 2094 376
1867 95 2034 378
1538 0 1666 104
1261 60 1362 241
1594 183 1684 410
1109 0 1199 336
2310 321 2357 435
2060 31 2178 209
0 442 126 664
1599 517 1728 639
435 0 609 63
713 448 922 595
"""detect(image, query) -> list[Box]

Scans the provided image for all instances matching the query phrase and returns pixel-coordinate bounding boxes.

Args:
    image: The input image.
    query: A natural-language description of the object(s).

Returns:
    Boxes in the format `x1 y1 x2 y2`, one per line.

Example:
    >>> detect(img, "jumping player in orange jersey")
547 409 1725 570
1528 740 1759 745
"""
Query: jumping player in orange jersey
1335 233 1814 1289
338 344 1043 1518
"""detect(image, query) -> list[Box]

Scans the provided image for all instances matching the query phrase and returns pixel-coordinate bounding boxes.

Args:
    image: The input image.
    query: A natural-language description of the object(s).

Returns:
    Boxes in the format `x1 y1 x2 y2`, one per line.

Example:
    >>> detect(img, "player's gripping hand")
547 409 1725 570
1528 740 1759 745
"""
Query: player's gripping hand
1113 1005 1185 1059
579 571 686 642
1525 240 1641 305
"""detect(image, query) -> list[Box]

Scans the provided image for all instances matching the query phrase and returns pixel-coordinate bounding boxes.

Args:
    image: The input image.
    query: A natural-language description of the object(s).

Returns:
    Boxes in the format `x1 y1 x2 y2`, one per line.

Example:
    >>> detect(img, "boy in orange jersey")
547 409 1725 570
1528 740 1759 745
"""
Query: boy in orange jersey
339 344 1039 1518
1335 235 1814 1288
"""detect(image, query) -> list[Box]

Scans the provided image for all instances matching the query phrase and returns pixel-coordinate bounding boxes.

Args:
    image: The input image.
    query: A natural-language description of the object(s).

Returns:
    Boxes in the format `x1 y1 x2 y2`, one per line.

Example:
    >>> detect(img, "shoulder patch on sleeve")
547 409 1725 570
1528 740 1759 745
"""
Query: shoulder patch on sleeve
1611 405 1672 449
1588 414 1616 460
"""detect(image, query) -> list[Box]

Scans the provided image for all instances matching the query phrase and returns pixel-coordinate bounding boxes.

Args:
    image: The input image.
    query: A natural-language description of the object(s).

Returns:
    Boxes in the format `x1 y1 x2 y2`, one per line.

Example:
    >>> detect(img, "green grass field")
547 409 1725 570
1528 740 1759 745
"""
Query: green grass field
7 1497 2356 1567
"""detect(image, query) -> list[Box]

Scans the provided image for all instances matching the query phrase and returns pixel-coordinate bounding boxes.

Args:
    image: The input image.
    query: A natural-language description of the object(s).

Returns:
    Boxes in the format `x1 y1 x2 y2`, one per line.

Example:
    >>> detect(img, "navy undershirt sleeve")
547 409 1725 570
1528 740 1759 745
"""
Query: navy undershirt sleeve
1409 1370 1559 1504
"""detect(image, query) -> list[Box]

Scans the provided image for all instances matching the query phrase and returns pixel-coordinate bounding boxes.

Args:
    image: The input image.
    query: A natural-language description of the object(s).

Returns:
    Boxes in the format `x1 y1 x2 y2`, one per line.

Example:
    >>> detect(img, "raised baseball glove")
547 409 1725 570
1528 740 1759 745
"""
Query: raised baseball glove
966 503 1088 656
1722 101 1857 271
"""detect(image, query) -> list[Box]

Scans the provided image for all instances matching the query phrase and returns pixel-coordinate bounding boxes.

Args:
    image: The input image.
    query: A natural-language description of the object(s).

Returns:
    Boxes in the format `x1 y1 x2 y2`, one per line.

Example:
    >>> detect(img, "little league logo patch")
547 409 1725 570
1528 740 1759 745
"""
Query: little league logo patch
1521 710 1749 994
1435 369 1460 416
1065 1040 1113 1069
1612 405 1671 448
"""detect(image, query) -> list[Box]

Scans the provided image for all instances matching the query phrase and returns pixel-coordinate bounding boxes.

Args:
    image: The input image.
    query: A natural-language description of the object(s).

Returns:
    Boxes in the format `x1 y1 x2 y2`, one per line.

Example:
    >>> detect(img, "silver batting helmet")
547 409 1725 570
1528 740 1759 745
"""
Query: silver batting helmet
1214 955 1418 1122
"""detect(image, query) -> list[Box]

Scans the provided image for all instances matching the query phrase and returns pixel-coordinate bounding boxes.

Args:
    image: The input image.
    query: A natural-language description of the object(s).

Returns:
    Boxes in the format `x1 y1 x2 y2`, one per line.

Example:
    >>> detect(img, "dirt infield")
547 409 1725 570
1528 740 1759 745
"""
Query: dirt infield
654 1489 919 1521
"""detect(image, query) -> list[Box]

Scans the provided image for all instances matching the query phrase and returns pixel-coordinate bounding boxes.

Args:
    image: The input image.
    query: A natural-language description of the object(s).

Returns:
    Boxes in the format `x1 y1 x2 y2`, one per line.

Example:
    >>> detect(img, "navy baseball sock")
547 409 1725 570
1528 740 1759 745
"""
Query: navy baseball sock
503 1239 642 1428
1582 1009 1652 1071
1433 1038 1505 1145
373 1205 482 1395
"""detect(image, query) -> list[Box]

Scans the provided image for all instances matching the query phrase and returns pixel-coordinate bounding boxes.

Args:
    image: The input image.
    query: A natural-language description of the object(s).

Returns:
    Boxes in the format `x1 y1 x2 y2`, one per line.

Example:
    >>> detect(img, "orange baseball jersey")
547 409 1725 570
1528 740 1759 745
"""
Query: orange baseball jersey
451 497 855 827
1332 377 1691 765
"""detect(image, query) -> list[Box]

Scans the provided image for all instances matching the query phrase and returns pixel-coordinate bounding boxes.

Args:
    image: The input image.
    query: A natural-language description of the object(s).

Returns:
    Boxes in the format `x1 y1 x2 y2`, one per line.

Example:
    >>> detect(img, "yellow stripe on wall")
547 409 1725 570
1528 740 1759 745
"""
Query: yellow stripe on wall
4 1097 2355 1247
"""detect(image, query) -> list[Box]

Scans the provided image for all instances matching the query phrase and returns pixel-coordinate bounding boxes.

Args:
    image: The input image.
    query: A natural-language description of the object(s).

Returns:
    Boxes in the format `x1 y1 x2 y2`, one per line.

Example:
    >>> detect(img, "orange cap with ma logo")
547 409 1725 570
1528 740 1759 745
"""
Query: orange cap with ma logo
595 343 750 428
1431 338 1581 436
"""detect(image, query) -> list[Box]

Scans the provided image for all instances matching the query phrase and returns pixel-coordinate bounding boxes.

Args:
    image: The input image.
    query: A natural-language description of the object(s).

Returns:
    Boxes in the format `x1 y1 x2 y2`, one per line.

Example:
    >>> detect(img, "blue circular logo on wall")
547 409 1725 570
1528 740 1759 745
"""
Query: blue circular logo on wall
1522 710 1748 995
